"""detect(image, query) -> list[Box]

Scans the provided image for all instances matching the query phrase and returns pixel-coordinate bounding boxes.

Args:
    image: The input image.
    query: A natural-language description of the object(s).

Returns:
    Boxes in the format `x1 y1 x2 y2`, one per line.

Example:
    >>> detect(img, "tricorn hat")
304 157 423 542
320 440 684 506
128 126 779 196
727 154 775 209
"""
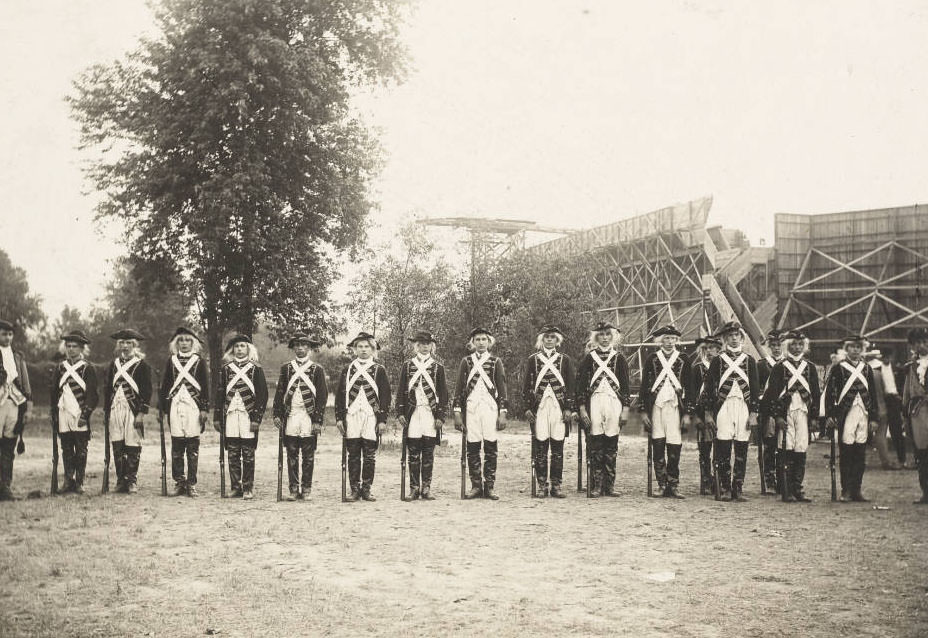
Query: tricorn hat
839 334 869 346
171 326 202 343
652 324 682 339
761 329 787 345
717 321 743 336
782 329 807 342
469 327 493 339
61 329 91 345
110 328 145 341
224 334 252 351
592 320 619 333
694 336 722 348
288 332 322 349
0 319 14 332
408 330 437 344
538 324 564 336
349 332 378 349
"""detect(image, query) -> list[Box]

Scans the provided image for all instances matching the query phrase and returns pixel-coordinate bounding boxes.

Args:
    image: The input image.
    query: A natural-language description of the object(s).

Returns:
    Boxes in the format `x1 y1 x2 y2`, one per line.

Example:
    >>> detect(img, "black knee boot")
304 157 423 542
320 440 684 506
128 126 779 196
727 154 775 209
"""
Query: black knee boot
420 437 436 499
589 435 605 497
852 443 868 502
112 441 127 492
125 446 141 493
763 434 778 491
300 435 316 494
0 438 15 499
59 433 75 491
665 443 683 498
171 437 187 494
285 436 301 495
697 441 713 494
483 441 499 499
346 438 362 499
549 439 565 497
791 451 810 501
838 442 851 500
534 438 550 496
602 435 619 496
651 437 667 492
466 441 483 498
715 439 732 498
916 449 928 504
360 438 378 500
227 439 243 495
732 441 749 501
241 443 256 494
74 433 89 493
186 438 199 490
407 437 422 497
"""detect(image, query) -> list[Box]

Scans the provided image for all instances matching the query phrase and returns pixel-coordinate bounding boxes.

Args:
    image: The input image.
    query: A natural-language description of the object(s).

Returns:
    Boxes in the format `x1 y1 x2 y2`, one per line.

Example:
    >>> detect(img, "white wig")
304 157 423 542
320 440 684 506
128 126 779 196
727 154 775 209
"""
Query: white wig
223 342 259 364
781 336 811 355
410 341 436 355
169 335 202 356
588 328 621 347
534 332 564 351
467 334 496 351
59 341 90 358
113 340 145 359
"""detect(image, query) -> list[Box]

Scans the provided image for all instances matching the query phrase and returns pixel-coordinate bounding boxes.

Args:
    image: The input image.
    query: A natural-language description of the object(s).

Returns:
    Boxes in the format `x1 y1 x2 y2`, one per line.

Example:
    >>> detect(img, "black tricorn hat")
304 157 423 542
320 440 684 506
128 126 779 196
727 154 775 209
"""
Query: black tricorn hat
408 330 437 344
652 324 682 339
783 329 807 342
61 329 91 345
695 336 722 348
110 328 145 341
761 329 787 345
0 319 14 332
348 332 379 349
288 332 322 349
908 327 928 344
717 321 743 336
592 321 618 332
839 334 868 346
171 326 202 343
469 327 493 339
538 324 563 336
224 334 252 351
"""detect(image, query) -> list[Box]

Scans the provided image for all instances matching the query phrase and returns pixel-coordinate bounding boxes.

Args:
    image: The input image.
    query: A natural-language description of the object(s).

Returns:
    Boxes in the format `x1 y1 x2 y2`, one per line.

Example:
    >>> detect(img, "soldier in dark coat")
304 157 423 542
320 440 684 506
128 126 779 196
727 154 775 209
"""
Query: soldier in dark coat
273 333 328 500
0 319 32 501
758 329 787 493
217 335 268 500
453 328 508 500
159 327 210 497
823 334 879 502
762 330 820 502
396 330 448 500
689 335 721 495
335 332 391 502
522 325 576 498
104 329 153 494
51 330 98 494
900 327 928 504
639 325 691 498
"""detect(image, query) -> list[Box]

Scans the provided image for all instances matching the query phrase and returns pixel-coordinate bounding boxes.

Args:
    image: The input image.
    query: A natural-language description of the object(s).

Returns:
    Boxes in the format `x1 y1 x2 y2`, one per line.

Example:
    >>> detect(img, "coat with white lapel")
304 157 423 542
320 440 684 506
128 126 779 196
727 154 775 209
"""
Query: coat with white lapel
396 357 449 421
521 350 575 413
824 358 878 422
103 357 153 416
761 356 821 420
638 348 691 415
219 360 269 425
334 359 392 423
701 349 759 416
50 359 99 421
273 360 328 424
453 353 508 420
574 348 630 412
158 355 210 413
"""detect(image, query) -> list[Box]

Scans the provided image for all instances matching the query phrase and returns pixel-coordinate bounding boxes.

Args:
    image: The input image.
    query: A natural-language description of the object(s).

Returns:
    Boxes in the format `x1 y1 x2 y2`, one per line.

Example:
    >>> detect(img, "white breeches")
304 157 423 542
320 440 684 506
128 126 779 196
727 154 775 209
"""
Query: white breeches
466 393 498 443
169 387 200 438
0 400 18 438
841 401 869 445
589 391 622 437
285 392 315 437
57 386 86 434
110 389 142 446
409 405 437 439
534 394 565 441
715 396 750 442
784 408 810 453
651 401 682 445
347 395 377 441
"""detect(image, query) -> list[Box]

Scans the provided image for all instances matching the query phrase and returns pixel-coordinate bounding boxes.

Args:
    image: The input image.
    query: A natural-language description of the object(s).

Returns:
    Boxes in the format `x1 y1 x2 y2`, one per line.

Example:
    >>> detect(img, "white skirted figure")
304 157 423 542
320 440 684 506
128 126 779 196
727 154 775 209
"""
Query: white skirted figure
335 332 391 502
522 324 576 498
51 330 98 494
757 329 787 492
702 321 759 502
159 327 210 497
104 329 153 494
824 334 879 502
217 334 268 500
689 335 722 495
273 332 328 500
0 319 31 501
396 330 449 500
453 328 508 500
575 321 630 498
639 324 692 499
901 327 928 504
762 329 820 502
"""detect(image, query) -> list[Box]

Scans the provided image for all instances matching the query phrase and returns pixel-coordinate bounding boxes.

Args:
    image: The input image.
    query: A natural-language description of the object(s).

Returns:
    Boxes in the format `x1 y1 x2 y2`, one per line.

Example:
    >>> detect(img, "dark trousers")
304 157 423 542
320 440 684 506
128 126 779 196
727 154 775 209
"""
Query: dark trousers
915 448 928 497
346 437 378 492
533 438 565 488
408 436 436 491
0 437 15 492
60 431 90 488
285 434 317 493
697 440 713 490
171 436 200 486
227 437 257 491
886 395 907 464
786 450 807 497
762 434 778 490
713 439 747 493
589 434 618 494
466 440 498 489
839 441 867 496
112 441 141 487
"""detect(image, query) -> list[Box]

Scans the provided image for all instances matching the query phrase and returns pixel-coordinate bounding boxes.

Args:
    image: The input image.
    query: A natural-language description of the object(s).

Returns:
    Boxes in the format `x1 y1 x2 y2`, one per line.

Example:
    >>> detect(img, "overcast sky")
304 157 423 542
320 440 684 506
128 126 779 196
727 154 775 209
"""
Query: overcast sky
3 0 928 319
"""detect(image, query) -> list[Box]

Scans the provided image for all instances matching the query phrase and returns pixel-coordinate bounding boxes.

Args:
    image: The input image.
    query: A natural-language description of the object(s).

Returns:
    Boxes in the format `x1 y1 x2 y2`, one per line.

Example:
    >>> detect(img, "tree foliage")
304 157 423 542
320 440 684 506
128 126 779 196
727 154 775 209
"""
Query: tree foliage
0 249 45 334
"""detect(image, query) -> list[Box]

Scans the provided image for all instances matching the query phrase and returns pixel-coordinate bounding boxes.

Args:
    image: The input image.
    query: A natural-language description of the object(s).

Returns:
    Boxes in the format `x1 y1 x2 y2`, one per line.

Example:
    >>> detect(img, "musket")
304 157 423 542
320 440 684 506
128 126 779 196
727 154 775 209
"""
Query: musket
460 424 467 500
779 420 789 502
585 430 592 498
276 413 284 502
829 426 837 502
158 409 167 496
529 415 537 498
51 403 59 496
696 426 707 494
340 433 348 503
757 416 767 496
712 438 721 502
102 409 111 494
219 399 227 499
400 423 408 501
646 430 653 497
576 419 583 492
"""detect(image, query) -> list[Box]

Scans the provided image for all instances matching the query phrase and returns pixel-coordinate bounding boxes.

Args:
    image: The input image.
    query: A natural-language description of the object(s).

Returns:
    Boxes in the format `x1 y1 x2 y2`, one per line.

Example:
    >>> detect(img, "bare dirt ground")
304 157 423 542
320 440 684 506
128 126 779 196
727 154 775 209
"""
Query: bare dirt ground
1 418 926 638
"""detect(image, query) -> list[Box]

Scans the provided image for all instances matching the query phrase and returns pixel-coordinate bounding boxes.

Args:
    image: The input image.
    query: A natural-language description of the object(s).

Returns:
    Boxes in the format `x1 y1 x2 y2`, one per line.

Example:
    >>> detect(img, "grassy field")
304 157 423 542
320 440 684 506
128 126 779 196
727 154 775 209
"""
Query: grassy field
0 415 926 637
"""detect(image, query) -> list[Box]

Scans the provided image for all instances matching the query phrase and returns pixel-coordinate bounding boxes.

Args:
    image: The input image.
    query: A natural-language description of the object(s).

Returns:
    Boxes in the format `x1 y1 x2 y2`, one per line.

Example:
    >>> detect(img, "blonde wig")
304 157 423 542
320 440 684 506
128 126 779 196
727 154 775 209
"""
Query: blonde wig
223 342 259 364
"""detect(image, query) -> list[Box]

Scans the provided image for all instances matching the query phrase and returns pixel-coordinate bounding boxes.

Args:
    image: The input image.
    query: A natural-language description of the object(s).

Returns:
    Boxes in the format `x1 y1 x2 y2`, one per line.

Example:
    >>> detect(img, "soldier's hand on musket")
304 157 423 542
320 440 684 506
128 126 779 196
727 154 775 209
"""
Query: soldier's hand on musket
640 413 652 433
273 416 282 430
78 416 89 430
397 415 408 428
336 420 346 436
312 424 323 436
868 420 880 440
199 410 209 433
523 409 534 423
681 413 691 434
375 421 386 437
579 406 591 430
435 419 444 433
775 417 787 434
824 416 836 437
496 409 508 430
693 415 705 431
249 421 260 433
453 411 463 431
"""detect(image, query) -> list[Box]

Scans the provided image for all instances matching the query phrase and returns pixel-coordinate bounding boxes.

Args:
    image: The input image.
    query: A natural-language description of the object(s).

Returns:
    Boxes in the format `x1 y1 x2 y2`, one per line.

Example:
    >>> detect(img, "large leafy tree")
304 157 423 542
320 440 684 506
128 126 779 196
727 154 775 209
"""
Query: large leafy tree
70 0 406 405
0 249 45 335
